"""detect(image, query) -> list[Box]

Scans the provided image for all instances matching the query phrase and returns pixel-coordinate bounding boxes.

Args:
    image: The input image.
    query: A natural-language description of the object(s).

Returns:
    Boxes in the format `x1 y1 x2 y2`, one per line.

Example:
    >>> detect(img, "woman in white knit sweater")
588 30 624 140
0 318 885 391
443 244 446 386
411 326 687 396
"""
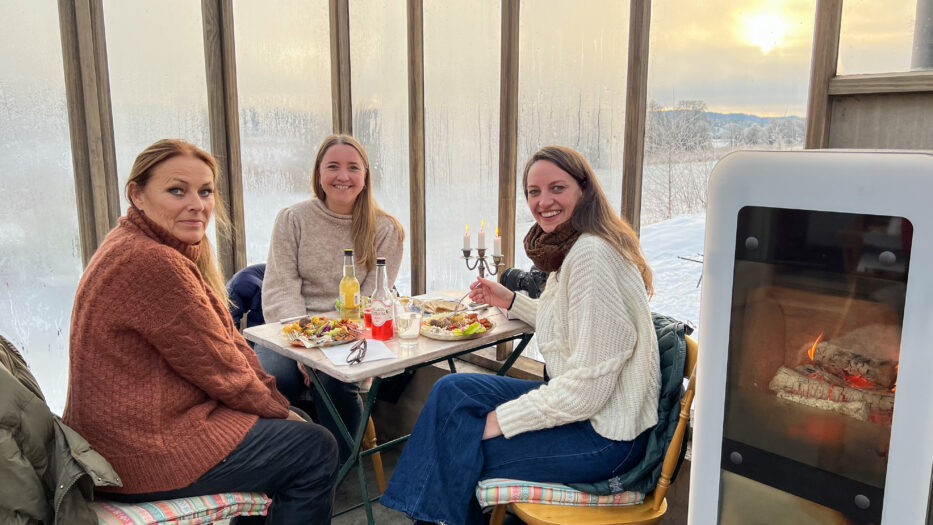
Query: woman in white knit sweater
259 134 404 462
380 146 660 525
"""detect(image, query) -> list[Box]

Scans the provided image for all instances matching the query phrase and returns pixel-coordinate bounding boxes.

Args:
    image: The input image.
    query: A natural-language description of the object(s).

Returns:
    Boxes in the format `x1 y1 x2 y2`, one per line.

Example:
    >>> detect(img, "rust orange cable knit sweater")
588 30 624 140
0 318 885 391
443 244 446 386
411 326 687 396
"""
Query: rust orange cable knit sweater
63 207 289 494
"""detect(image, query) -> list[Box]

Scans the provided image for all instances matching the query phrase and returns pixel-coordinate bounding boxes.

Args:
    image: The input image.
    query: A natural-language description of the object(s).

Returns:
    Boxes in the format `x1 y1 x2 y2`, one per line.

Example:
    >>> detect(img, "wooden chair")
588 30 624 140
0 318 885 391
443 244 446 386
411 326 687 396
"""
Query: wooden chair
488 334 698 525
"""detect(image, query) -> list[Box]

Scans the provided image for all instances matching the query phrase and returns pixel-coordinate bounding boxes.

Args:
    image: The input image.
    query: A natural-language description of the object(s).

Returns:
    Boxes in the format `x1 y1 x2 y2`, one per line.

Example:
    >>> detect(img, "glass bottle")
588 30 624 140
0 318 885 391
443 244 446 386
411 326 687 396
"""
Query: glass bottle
339 248 361 322
370 257 394 340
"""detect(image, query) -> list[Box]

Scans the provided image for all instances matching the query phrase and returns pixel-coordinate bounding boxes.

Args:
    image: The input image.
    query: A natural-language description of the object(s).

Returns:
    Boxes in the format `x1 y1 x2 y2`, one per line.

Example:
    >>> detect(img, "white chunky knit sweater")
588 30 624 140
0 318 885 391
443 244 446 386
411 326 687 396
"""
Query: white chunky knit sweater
495 234 660 441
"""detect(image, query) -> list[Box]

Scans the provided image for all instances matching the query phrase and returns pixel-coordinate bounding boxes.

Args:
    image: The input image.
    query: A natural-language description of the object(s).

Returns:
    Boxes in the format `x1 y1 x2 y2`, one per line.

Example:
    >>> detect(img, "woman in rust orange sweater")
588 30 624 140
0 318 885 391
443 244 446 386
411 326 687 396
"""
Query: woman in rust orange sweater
63 139 338 524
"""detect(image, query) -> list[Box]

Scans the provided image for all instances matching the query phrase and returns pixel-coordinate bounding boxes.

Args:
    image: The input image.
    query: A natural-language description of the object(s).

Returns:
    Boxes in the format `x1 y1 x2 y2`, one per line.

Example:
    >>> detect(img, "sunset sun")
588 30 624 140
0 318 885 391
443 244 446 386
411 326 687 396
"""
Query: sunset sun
740 11 789 53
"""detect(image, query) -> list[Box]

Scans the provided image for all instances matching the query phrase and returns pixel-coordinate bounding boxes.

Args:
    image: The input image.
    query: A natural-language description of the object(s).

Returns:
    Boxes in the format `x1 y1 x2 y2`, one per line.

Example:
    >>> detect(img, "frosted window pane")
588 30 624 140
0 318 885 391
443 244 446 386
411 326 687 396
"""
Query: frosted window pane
104 1 212 235
424 0 500 293
639 1 814 328
838 0 916 74
513 0 629 274
350 0 412 295
234 0 332 264
0 1 81 414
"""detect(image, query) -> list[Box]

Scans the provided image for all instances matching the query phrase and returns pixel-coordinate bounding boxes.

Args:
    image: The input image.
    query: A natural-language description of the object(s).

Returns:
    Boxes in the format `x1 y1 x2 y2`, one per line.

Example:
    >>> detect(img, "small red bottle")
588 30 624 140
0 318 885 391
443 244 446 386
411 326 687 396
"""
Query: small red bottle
369 257 394 341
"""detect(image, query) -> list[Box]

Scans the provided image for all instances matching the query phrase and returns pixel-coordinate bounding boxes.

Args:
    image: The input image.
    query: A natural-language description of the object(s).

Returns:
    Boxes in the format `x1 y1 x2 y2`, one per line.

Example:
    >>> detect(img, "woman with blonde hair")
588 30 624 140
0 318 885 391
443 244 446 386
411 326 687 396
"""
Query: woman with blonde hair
261 134 405 460
380 146 659 525
64 139 339 524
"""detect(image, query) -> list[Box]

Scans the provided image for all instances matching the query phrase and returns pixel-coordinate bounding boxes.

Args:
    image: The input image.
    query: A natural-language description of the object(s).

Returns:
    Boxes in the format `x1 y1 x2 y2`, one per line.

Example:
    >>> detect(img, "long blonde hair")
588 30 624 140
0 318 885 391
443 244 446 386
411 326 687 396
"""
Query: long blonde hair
522 146 653 295
125 139 230 303
311 134 404 270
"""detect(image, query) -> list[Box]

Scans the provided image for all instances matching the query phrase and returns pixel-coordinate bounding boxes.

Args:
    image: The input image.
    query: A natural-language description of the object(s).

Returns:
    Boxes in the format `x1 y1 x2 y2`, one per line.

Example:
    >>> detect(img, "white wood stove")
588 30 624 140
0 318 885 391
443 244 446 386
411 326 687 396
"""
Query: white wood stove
690 150 933 525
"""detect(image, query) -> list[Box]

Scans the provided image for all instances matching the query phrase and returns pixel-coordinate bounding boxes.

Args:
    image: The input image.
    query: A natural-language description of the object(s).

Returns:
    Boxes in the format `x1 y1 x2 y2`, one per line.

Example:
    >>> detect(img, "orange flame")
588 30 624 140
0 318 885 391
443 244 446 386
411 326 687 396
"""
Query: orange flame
807 332 824 361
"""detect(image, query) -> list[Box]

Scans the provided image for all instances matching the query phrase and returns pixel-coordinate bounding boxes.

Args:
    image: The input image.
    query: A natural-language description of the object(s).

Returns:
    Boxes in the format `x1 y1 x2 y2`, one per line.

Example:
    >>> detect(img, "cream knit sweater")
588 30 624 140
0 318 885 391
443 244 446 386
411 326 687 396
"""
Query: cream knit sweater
262 198 404 321
495 234 660 441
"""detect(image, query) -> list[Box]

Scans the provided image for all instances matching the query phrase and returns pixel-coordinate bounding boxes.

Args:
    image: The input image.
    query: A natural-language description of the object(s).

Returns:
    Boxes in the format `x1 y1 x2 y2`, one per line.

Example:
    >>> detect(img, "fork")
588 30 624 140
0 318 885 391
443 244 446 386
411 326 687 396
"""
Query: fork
452 290 472 314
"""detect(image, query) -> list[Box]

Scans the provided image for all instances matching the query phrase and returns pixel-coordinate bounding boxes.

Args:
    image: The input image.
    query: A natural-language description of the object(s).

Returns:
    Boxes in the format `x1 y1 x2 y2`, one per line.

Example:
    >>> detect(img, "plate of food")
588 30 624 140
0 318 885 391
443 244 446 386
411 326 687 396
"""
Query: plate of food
420 312 494 341
422 298 460 315
281 316 363 348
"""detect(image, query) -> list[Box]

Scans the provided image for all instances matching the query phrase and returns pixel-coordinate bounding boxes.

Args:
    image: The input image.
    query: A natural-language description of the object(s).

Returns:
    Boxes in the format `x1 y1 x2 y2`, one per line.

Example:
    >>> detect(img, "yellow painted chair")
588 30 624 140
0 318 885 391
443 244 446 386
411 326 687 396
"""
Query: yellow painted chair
485 334 698 525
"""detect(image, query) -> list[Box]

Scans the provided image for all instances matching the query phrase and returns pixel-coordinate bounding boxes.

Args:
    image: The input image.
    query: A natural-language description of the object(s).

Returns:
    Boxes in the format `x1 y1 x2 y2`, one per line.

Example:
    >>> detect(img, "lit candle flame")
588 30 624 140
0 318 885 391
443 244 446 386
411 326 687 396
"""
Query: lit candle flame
465 223 469 233
495 226 499 236
807 332 823 361
480 219 485 232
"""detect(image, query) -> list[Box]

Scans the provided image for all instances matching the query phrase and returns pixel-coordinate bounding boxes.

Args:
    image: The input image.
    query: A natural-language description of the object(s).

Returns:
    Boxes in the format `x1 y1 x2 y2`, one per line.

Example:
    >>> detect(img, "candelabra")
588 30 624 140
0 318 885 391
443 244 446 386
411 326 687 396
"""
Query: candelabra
461 248 503 279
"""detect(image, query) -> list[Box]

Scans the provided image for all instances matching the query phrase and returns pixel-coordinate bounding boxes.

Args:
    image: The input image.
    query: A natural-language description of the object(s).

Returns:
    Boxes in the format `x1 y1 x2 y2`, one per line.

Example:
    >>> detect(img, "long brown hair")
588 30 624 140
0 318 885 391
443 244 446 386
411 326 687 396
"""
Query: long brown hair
521 146 653 295
125 139 231 303
311 134 404 270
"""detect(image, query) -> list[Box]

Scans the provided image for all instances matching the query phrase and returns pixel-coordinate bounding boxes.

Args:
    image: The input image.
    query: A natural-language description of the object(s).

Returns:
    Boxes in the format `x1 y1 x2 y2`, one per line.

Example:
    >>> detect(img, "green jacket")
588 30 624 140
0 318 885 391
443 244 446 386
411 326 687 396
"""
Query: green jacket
0 335 121 524
568 313 691 495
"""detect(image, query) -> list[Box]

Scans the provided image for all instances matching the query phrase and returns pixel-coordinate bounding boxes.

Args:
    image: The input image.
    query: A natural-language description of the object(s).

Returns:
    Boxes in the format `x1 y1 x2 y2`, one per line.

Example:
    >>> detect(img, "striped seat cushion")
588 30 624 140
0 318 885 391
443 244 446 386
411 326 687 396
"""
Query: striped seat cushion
476 478 644 508
91 492 271 524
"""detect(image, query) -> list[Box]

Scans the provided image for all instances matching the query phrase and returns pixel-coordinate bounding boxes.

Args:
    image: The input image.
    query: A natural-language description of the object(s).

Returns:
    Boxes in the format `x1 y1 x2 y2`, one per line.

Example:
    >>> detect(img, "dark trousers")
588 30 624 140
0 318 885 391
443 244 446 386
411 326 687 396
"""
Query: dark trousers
380 373 649 525
107 418 339 525
254 344 362 462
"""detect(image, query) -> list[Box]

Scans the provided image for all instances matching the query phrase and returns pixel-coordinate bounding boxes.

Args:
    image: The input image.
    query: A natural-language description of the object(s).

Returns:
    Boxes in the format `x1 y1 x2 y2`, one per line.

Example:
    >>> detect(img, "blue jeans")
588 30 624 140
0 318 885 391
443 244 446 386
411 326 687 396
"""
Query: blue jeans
379 373 650 525
106 417 339 524
254 344 362 462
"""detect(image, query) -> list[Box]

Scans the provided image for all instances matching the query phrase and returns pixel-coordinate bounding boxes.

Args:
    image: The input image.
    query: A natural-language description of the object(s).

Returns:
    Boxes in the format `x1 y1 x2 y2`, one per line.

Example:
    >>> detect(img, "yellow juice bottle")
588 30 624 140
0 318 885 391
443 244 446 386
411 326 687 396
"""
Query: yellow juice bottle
339 248 361 322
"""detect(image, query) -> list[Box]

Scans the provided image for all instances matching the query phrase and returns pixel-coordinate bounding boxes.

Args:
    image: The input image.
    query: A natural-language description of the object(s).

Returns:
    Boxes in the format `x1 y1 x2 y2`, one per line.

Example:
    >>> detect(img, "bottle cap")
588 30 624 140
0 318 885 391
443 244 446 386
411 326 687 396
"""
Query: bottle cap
344 248 353 255
376 257 386 265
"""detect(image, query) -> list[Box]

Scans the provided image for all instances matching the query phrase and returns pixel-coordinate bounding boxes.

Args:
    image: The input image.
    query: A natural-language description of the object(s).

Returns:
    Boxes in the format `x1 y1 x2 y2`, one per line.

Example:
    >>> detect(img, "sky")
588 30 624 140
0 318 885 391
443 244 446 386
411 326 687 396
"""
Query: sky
0 1 922 117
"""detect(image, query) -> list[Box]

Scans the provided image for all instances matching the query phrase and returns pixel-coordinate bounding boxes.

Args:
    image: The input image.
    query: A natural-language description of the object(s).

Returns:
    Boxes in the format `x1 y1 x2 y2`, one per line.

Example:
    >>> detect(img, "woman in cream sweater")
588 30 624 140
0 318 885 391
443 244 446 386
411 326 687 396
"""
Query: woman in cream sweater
260 134 404 461
380 146 660 525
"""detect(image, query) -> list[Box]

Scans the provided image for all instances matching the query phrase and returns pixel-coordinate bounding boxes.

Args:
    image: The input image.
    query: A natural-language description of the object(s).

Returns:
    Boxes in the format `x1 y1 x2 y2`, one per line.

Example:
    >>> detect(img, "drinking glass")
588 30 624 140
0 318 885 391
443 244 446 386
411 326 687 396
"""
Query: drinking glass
361 295 373 329
395 298 423 344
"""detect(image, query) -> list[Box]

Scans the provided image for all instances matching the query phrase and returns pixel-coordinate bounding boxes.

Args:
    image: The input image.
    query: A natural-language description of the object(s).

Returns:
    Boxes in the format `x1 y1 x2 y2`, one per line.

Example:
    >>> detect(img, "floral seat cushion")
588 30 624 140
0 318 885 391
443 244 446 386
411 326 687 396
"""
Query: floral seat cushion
90 492 270 524
476 478 644 507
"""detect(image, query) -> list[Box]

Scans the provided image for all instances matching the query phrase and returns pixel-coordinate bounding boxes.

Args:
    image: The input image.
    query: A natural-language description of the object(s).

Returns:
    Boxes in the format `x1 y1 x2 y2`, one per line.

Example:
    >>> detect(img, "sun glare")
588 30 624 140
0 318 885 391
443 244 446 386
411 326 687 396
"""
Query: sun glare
741 11 789 53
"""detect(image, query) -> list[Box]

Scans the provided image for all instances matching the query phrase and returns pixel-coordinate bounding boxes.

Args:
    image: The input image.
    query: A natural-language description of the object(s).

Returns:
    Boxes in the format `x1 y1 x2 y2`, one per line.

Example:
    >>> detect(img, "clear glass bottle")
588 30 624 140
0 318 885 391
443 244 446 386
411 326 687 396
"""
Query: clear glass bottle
370 257 394 340
338 248 361 322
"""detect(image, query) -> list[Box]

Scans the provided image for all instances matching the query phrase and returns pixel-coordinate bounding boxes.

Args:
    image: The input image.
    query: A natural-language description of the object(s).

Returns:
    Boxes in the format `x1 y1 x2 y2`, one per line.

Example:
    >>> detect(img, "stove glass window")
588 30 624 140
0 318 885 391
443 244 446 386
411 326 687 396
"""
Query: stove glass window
718 206 911 525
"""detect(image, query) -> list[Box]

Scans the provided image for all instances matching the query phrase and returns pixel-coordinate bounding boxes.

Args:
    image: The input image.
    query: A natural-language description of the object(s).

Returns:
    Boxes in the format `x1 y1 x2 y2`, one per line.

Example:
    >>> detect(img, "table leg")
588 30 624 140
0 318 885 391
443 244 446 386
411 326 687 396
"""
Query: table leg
303 365 383 524
496 333 533 375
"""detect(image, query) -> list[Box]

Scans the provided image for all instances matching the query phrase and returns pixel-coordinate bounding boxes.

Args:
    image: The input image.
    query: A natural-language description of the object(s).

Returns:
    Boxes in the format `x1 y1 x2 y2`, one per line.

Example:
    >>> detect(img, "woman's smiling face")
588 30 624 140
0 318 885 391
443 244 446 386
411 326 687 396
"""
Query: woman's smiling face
525 160 583 233
319 144 366 214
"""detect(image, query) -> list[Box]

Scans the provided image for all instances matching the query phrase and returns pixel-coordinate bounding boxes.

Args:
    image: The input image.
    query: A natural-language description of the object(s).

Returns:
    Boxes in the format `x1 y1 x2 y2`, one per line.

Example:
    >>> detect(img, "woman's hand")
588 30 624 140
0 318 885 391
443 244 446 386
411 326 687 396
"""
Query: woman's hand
482 410 503 440
469 277 515 310
286 409 306 422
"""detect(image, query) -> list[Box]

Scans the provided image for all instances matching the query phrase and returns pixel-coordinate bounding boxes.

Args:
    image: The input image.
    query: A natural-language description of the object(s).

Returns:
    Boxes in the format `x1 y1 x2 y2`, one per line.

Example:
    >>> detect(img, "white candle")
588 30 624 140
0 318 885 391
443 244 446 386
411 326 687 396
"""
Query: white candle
493 226 502 255
477 219 486 250
463 223 471 251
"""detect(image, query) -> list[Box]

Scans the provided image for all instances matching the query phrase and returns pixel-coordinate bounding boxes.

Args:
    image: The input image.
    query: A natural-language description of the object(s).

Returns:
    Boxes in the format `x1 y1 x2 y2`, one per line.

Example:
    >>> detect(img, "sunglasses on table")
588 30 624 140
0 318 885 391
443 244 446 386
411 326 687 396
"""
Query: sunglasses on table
347 339 367 366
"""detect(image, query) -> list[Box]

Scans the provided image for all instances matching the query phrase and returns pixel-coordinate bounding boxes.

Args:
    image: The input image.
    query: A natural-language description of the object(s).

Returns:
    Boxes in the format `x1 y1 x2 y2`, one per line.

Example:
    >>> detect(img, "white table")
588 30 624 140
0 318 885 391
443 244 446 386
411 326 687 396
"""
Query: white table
243 300 534 523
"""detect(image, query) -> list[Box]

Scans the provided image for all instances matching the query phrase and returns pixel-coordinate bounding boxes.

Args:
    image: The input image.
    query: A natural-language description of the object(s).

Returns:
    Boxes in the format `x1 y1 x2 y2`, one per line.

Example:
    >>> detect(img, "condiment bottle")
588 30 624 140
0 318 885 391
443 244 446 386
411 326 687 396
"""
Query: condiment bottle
370 257 394 340
339 248 361 322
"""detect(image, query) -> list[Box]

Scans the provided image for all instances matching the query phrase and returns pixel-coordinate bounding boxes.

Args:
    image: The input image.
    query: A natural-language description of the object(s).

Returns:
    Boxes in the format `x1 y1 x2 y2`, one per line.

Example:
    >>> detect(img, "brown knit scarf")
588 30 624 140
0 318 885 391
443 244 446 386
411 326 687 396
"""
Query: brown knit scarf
523 221 582 273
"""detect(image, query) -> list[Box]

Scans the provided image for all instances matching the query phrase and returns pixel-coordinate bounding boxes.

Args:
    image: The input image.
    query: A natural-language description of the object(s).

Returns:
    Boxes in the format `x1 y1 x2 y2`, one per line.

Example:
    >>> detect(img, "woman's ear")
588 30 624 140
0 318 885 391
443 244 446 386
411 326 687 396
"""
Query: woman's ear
128 181 143 210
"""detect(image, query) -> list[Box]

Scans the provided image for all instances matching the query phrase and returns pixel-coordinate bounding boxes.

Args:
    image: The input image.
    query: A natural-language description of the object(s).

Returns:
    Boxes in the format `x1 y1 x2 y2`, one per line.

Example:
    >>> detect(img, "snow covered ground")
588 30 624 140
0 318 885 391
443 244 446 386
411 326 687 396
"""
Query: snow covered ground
641 212 706 333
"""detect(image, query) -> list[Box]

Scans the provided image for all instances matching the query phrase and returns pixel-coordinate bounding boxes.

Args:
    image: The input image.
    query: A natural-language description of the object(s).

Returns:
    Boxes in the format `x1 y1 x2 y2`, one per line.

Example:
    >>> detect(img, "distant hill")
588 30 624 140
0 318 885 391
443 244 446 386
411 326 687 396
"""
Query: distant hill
705 111 803 128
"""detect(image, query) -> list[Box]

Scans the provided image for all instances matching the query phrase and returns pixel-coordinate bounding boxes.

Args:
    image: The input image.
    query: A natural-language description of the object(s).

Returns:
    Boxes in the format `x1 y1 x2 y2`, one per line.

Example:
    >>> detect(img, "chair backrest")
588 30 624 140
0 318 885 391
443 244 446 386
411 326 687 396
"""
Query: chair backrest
650 333 698 510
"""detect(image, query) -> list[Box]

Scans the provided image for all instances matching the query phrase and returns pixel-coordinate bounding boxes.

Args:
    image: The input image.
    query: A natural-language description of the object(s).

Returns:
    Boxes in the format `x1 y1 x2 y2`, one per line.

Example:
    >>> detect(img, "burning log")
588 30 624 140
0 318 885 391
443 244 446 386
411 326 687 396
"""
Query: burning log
769 366 895 414
810 341 897 389
775 392 869 421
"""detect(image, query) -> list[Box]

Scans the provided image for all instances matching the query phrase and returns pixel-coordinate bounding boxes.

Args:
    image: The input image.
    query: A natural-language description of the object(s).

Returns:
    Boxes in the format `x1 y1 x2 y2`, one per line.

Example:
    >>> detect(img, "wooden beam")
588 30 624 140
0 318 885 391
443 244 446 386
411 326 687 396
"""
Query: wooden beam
202 0 246 279
58 0 119 266
496 0 520 360
828 71 933 96
407 0 426 296
621 0 651 236
329 0 352 134
804 0 843 149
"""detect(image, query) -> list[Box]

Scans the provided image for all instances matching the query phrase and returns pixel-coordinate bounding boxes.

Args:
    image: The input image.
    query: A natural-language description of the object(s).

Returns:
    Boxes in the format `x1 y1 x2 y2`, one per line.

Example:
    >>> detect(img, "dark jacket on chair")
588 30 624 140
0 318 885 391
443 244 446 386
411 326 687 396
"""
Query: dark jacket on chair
568 313 691 495
0 334 121 524
227 263 267 329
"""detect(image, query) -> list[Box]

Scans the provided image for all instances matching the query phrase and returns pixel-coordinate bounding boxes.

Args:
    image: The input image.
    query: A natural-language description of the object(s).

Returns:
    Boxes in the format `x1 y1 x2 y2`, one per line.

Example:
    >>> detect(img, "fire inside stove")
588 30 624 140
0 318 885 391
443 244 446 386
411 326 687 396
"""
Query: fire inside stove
720 205 910 524
771 325 897 426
